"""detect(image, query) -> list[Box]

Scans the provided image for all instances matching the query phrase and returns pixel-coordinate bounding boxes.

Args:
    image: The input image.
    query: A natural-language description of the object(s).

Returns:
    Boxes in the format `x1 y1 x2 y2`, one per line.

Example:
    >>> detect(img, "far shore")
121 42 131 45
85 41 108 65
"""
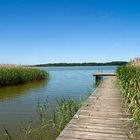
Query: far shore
30 61 127 67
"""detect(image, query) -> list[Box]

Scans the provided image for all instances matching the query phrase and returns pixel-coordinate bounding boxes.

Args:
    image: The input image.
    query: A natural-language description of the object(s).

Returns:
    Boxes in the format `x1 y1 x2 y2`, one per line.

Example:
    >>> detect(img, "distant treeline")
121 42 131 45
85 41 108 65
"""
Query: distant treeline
33 61 127 67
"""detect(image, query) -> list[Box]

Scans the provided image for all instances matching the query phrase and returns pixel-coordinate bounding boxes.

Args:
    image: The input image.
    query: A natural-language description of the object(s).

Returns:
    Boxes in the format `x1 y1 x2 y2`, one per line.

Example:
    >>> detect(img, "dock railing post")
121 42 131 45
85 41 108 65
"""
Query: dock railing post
95 76 102 85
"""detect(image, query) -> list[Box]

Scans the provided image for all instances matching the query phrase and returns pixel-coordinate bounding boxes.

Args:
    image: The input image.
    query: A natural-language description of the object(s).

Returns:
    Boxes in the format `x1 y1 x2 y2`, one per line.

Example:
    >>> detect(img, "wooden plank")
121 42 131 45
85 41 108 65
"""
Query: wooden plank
67 123 127 131
93 73 116 76
56 77 130 140
59 129 129 139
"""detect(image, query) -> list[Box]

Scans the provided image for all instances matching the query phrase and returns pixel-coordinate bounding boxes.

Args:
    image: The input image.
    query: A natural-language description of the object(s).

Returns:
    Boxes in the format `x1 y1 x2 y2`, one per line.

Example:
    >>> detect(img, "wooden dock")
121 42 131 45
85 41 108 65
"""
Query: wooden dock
56 77 130 140
93 73 116 84
93 73 116 76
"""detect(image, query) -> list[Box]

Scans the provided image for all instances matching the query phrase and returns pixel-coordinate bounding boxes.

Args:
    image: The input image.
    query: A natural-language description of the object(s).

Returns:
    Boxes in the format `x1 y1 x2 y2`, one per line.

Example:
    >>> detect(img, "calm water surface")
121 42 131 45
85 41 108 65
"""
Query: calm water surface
0 66 117 137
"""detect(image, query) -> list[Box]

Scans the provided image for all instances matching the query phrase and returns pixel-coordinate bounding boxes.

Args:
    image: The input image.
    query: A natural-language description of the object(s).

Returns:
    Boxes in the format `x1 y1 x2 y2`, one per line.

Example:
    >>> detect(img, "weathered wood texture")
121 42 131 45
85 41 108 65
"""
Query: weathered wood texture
56 77 130 140
93 73 116 76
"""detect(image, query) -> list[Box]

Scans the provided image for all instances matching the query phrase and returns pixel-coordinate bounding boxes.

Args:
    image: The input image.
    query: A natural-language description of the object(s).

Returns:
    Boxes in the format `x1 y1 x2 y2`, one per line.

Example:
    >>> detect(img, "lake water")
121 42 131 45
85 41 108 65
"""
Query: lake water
0 66 117 138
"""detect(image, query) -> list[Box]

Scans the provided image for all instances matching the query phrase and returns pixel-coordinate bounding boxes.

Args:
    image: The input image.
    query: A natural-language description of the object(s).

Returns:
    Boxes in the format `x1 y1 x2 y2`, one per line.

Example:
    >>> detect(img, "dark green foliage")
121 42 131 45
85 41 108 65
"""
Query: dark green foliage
33 61 127 67
0 66 48 86
117 66 140 138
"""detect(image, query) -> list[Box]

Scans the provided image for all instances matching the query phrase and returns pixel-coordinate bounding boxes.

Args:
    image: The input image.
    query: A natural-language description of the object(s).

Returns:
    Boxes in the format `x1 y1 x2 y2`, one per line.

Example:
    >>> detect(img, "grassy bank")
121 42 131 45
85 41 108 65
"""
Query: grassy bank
0 65 48 86
117 66 140 138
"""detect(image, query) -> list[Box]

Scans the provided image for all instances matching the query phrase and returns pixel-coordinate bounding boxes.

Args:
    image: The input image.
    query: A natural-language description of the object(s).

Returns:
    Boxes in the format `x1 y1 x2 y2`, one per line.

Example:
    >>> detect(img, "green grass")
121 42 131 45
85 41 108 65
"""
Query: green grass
0 65 48 86
117 66 140 138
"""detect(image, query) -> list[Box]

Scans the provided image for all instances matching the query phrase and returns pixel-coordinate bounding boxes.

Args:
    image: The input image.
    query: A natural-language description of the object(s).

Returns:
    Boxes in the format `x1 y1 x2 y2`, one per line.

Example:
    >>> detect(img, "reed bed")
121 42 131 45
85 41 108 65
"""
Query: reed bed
0 65 48 86
117 66 140 139
129 57 140 66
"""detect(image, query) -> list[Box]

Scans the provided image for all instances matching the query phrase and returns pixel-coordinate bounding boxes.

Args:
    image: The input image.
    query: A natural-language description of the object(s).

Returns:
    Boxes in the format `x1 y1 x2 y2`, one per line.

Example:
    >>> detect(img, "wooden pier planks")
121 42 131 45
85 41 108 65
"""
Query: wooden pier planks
56 77 130 140
93 73 116 76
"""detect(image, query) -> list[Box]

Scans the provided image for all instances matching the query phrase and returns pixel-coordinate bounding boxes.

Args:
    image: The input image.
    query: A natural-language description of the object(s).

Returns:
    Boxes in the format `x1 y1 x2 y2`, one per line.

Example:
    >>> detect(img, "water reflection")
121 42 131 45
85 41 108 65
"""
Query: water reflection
0 80 48 101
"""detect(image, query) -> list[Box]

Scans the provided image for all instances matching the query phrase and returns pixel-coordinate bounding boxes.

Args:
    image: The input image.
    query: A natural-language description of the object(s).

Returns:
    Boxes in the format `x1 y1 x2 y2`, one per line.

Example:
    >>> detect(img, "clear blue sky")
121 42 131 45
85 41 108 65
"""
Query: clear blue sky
0 0 140 65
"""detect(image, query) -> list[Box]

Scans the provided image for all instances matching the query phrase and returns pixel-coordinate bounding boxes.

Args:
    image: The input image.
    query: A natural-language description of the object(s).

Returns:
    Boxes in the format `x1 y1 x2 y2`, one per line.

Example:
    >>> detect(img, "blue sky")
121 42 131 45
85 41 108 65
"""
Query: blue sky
0 0 140 64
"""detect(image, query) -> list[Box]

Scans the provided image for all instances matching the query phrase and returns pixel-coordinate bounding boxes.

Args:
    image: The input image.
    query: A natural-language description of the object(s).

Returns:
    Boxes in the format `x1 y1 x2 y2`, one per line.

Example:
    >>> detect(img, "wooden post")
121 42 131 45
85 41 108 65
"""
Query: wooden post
95 76 102 85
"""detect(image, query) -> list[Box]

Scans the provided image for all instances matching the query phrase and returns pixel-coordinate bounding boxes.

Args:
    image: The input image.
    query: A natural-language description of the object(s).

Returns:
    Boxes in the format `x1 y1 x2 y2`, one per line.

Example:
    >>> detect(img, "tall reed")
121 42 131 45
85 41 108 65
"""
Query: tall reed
3 98 79 140
117 66 140 138
0 65 48 86
129 57 140 66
